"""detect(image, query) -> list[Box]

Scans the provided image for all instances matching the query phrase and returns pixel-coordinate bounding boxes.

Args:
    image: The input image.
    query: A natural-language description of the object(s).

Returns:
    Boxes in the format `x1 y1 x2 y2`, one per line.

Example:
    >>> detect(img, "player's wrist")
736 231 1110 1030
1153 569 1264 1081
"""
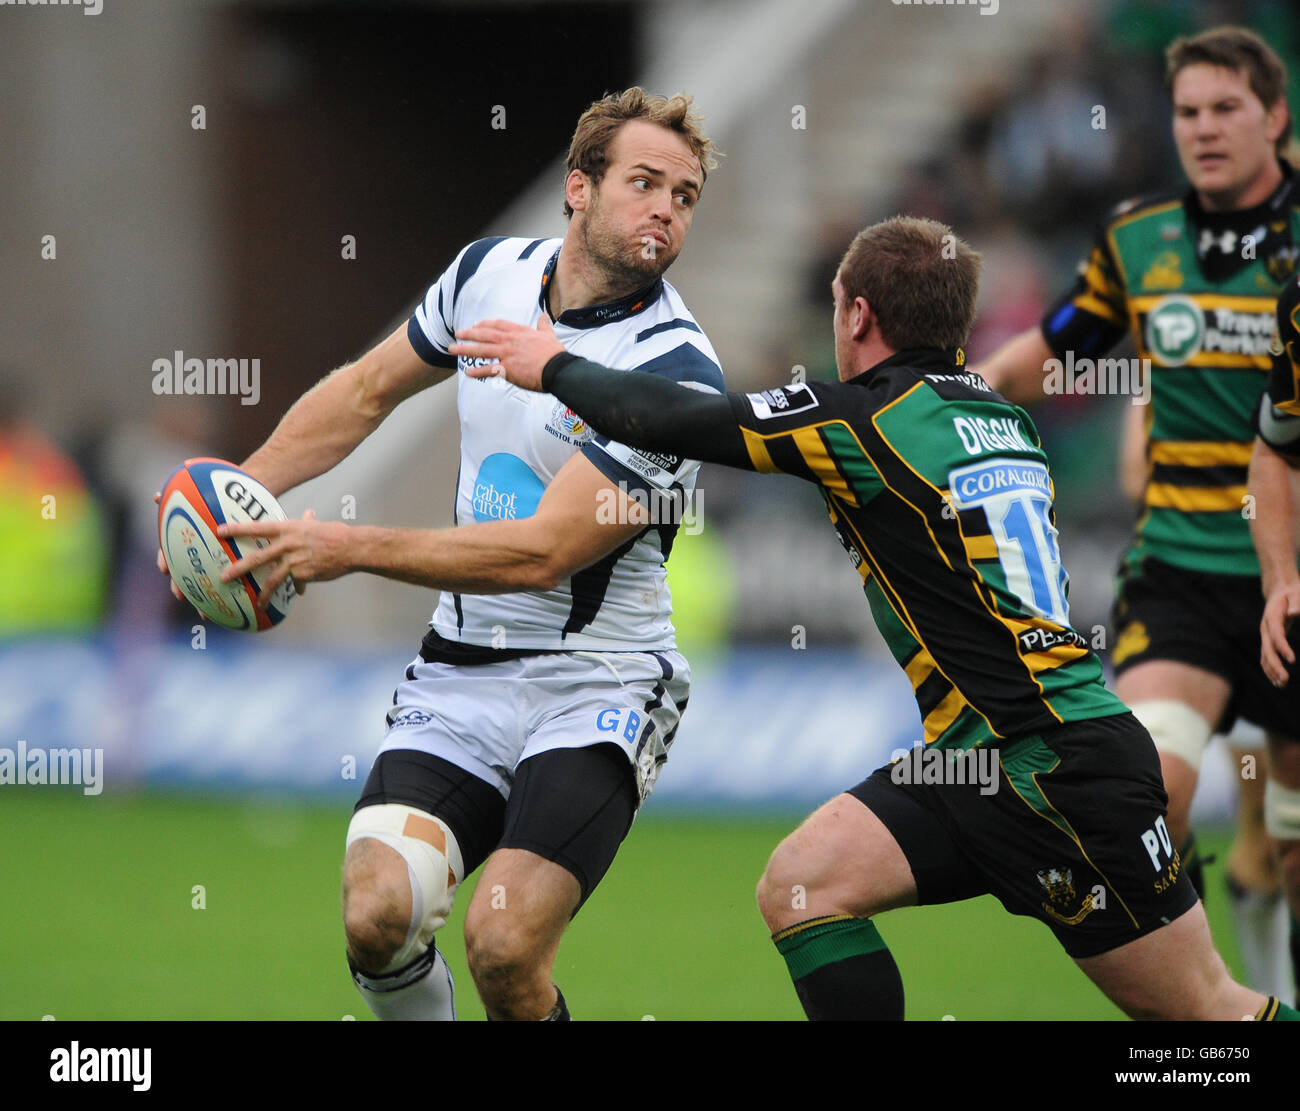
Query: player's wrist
1260 565 1300 598
541 350 580 393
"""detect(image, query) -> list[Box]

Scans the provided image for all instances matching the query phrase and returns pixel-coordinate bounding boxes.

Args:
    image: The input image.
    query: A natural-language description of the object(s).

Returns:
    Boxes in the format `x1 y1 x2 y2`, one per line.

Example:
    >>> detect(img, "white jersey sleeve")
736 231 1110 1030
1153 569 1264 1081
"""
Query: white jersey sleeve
407 237 517 370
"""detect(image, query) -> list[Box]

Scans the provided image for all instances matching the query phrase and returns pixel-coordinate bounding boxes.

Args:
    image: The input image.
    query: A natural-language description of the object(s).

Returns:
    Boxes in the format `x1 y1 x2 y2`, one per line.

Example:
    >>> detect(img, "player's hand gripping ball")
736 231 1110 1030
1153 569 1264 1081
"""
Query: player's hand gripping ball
157 458 296 631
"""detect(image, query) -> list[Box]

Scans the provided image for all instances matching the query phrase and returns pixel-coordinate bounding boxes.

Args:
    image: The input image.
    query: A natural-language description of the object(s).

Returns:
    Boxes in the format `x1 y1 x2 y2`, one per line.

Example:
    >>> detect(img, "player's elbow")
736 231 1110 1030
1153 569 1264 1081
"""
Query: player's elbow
351 371 397 425
507 542 570 593
522 558 565 593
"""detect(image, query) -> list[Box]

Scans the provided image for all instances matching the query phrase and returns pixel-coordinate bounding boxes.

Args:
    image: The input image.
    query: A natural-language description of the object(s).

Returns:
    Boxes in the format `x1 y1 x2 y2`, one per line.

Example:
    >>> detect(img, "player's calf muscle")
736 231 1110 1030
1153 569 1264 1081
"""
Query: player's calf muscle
463 912 562 1019
462 852 574 1014
341 838 413 971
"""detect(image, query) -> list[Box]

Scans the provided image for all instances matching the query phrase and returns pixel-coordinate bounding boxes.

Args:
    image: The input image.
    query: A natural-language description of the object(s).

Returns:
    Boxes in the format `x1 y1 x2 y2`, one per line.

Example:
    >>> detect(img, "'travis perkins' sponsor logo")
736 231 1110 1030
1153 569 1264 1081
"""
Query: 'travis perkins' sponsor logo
471 454 545 522
1144 295 1274 365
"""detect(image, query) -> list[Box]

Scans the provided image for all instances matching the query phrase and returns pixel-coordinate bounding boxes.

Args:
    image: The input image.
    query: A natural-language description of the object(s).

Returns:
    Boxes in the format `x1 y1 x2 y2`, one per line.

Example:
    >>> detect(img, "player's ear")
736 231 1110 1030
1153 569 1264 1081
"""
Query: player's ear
1265 98 1289 147
852 296 873 342
565 170 590 215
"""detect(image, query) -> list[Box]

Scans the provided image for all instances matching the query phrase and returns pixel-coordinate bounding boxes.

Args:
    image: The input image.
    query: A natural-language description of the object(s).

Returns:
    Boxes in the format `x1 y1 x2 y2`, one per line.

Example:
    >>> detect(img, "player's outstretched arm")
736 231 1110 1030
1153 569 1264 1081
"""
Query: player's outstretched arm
970 326 1056 405
1248 437 1300 686
241 322 453 496
452 318 751 469
217 452 648 601
155 322 451 599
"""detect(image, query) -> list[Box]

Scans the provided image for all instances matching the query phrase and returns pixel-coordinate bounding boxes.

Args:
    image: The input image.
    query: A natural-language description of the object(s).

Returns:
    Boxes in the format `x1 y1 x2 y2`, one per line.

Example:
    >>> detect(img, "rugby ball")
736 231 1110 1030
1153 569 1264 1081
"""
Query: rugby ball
157 457 296 631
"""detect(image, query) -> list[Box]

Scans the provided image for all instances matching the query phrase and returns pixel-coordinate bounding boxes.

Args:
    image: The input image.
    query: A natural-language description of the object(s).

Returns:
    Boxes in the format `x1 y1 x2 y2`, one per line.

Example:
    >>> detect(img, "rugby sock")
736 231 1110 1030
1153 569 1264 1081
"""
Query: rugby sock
773 915 904 1020
348 944 457 1021
1254 996 1300 1021
1225 874 1292 998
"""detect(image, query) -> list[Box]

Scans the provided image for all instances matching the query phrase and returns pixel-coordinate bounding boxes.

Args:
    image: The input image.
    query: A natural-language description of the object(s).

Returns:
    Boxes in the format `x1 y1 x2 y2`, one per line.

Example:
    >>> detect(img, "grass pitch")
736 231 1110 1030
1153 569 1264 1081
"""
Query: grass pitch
0 790 1249 1020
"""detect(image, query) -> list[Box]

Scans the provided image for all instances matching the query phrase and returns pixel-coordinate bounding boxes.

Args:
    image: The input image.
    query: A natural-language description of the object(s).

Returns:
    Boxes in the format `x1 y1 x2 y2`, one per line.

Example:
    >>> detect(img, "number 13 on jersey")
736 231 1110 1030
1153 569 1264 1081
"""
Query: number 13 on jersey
948 457 1070 625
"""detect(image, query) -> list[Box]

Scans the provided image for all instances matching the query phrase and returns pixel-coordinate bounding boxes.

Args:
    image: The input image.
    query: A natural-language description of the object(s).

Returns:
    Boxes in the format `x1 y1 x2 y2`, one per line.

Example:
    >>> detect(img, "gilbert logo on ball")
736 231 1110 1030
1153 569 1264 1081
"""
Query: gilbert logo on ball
157 457 295 631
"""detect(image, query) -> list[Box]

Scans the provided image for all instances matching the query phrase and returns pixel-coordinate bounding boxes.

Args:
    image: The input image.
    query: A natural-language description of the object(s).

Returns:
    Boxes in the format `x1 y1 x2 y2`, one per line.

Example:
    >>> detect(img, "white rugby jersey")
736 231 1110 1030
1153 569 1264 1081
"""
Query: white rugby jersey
407 235 725 651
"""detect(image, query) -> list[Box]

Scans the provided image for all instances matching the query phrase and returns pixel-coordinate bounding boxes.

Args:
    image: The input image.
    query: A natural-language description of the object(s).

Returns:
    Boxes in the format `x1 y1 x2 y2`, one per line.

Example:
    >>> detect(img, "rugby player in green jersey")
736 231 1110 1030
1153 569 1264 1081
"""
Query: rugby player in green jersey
975 26 1300 1001
452 215 1298 1020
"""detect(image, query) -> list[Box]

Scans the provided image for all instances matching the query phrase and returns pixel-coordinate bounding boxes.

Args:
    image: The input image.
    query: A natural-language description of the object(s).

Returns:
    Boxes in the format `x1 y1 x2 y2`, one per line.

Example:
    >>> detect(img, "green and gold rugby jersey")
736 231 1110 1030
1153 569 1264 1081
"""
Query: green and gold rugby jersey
728 349 1128 750
1041 163 1300 576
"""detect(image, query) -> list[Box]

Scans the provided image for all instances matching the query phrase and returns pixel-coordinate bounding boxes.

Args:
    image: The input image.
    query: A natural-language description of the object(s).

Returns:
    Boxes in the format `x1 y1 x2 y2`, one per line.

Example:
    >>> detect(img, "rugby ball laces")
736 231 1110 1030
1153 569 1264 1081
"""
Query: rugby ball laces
157 457 296 631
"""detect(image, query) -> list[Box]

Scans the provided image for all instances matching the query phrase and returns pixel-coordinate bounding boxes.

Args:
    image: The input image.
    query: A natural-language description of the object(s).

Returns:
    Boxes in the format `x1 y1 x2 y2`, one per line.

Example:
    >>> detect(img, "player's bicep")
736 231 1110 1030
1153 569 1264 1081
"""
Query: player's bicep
350 321 455 419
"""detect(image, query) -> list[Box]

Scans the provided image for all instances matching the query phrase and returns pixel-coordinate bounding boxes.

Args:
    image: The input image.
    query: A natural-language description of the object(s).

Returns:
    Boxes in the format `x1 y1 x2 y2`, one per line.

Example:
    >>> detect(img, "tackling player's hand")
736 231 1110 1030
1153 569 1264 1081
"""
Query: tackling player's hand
451 315 565 392
1260 580 1300 687
218 509 341 608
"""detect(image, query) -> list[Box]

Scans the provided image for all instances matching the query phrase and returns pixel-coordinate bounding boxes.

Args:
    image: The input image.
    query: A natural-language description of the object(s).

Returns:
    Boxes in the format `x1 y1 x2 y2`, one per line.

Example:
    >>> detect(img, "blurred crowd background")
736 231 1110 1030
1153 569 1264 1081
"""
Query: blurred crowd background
1 0 1294 808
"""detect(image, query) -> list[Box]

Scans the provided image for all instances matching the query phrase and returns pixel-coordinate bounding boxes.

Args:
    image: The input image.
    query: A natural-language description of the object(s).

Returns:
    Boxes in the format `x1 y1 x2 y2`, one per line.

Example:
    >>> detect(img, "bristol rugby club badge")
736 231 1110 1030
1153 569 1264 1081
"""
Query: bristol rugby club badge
544 400 596 444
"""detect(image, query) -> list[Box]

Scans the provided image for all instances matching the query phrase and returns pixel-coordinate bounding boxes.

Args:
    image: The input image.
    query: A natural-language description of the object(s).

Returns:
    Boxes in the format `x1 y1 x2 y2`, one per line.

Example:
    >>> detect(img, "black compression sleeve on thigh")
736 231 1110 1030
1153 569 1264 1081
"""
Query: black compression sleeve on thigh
542 352 753 469
497 743 637 907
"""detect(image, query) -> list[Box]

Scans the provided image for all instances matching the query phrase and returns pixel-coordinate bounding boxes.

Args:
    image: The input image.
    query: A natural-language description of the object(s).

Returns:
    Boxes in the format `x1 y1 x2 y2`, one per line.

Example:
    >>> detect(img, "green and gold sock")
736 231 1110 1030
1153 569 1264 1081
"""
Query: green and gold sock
772 915 903 1020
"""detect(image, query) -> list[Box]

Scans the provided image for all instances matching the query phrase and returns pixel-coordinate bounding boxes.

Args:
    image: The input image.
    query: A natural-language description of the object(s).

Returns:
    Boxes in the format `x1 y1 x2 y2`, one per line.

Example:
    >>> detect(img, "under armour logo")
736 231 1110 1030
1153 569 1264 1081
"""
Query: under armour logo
1199 228 1238 255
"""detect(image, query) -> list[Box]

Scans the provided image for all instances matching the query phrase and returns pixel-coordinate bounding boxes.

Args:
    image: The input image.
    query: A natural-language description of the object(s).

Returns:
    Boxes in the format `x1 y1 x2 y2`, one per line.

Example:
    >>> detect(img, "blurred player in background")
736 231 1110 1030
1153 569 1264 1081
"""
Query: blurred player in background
452 214 1298 1020
1120 402 1293 1000
173 89 724 1020
974 26 1300 999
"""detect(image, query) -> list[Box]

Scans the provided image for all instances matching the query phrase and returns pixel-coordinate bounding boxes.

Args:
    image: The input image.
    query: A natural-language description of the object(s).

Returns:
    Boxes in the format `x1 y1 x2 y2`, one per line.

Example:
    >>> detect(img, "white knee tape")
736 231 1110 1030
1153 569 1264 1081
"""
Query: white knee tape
1264 779 1300 840
1128 700 1213 771
347 803 464 972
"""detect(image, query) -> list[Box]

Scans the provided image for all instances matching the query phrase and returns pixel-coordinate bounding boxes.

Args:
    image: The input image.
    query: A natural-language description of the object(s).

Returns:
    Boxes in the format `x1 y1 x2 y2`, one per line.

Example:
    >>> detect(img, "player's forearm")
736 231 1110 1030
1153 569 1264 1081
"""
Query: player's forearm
1118 402 1148 503
1248 439 1300 596
347 522 562 593
240 365 390 495
971 327 1055 405
542 353 752 469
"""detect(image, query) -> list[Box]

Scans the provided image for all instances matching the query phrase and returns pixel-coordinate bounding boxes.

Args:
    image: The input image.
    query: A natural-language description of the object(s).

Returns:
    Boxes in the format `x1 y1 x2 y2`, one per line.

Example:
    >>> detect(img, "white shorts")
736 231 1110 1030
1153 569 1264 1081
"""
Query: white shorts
379 648 691 805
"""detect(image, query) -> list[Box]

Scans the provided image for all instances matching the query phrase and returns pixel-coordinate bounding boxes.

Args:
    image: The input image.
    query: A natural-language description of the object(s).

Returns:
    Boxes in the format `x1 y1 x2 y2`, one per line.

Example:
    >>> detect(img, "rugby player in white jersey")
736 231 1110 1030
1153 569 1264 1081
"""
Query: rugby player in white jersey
167 89 724 1020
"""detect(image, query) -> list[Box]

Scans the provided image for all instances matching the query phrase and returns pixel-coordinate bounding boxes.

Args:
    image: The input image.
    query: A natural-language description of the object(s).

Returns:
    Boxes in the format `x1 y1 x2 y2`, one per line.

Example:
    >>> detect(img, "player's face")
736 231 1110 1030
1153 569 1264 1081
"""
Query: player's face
1171 63 1286 210
579 119 702 285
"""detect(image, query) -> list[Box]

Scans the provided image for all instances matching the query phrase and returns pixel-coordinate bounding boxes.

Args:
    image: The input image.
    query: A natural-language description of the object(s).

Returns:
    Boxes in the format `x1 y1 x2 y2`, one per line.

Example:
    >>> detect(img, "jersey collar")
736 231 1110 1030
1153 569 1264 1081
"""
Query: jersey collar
537 246 664 329
1184 157 1296 227
1183 158 1298 283
847 346 968 384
